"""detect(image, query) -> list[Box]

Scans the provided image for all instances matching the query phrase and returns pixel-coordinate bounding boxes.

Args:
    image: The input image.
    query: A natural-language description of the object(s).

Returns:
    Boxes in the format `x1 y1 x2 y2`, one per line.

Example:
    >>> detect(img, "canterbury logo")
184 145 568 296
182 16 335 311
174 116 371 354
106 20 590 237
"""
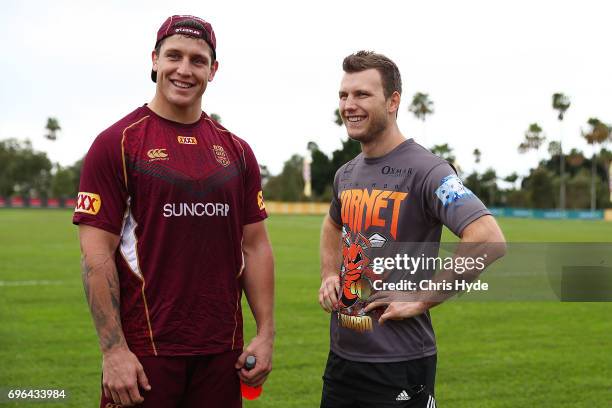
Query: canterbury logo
147 148 169 160
177 136 197 145
75 192 101 215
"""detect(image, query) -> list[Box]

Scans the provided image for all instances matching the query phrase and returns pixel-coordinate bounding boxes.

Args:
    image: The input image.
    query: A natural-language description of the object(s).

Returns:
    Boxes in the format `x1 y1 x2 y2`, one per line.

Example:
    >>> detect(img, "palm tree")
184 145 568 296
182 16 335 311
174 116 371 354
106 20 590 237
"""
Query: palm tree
408 92 434 121
552 93 570 210
44 117 61 141
430 143 456 164
518 123 546 161
473 148 481 165
548 141 561 156
582 118 611 210
567 148 585 167
481 168 498 206
408 92 434 144
552 93 570 120
504 172 519 190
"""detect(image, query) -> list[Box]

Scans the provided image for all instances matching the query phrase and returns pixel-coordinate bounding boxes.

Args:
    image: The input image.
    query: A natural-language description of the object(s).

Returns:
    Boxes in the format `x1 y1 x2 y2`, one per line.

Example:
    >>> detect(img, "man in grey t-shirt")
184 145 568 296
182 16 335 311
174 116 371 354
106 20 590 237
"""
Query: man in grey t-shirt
318 51 505 407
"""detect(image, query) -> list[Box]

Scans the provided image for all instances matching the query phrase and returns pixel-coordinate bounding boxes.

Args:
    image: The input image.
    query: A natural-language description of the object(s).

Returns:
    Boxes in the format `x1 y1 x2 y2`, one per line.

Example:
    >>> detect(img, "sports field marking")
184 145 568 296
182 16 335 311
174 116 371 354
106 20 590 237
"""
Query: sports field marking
0 280 67 287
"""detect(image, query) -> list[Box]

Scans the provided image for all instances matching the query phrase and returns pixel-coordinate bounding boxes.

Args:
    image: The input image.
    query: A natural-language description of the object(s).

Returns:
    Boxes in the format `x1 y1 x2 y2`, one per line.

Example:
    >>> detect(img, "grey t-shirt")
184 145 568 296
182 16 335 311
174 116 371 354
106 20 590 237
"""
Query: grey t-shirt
328 138 491 362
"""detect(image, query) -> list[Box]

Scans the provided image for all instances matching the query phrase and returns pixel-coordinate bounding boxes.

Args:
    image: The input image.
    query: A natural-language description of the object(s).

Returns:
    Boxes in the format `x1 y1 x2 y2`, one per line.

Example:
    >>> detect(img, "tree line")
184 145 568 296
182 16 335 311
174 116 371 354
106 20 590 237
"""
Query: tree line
0 138 82 199
1 101 611 210
263 93 612 210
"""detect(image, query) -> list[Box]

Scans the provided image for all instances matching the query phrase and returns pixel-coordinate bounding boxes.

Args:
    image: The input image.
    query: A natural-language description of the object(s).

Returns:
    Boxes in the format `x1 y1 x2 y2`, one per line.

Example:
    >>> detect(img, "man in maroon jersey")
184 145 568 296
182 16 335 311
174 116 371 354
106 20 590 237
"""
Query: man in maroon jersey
73 15 274 408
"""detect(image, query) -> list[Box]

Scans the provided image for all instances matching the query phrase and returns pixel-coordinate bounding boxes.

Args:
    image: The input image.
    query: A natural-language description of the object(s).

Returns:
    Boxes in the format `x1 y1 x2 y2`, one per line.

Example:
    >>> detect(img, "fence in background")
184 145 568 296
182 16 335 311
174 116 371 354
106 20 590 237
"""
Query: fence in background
0 197 76 209
488 208 606 220
1 197 611 221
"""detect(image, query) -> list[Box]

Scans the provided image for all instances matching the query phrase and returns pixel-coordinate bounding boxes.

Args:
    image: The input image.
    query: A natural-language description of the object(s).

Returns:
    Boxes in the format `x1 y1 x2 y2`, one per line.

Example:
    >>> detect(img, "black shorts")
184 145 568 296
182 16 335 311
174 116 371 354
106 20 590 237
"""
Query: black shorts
320 351 437 408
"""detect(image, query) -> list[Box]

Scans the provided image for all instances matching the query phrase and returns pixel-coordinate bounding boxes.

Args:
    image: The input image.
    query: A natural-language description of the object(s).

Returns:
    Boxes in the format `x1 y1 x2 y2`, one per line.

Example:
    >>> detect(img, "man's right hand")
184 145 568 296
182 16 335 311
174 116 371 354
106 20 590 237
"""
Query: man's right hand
102 347 151 407
319 274 340 313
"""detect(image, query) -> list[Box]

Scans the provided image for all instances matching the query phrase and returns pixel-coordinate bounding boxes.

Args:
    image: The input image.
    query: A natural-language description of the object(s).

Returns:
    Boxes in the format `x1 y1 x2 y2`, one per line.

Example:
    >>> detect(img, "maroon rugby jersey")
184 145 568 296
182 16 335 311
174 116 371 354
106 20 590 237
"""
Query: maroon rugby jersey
73 105 267 356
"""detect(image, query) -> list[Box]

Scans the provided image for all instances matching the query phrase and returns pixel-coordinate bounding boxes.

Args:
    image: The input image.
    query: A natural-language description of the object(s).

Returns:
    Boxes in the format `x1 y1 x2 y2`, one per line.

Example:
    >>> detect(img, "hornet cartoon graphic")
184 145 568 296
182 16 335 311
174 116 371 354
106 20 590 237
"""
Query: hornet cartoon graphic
339 227 375 310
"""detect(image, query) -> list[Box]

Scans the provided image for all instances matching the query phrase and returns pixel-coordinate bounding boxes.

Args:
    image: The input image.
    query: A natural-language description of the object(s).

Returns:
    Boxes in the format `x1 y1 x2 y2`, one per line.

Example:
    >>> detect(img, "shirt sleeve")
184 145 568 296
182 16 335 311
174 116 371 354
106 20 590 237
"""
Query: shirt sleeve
72 132 128 235
328 168 342 226
241 142 268 225
422 162 491 237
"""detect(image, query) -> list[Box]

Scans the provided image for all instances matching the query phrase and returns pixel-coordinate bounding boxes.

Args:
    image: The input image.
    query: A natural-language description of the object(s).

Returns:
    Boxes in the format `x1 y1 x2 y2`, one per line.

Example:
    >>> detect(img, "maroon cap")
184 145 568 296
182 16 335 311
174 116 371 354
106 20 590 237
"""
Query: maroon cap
151 15 217 82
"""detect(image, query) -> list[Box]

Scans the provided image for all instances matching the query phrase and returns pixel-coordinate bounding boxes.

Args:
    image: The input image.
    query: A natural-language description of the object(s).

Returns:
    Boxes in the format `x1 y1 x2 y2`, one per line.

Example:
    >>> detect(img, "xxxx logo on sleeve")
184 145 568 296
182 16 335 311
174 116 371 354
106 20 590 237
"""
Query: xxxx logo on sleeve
257 191 265 210
75 192 101 215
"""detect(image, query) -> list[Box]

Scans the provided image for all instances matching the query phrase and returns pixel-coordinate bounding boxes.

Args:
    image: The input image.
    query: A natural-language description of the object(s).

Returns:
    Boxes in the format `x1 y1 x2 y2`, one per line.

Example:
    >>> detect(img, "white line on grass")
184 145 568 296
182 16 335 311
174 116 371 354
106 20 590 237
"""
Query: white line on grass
0 280 67 287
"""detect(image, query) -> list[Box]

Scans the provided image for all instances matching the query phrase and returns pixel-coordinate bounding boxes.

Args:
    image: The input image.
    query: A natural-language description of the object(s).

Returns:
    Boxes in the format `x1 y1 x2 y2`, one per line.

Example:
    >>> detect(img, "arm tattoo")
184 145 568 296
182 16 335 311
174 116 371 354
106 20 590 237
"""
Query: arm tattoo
81 253 126 351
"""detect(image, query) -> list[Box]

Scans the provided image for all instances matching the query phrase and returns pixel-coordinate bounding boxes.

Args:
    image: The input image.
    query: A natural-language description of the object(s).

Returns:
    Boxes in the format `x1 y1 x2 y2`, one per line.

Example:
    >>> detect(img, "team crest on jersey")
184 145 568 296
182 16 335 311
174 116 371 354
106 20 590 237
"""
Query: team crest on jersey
177 136 197 145
257 191 265 210
147 148 169 161
212 144 230 167
75 192 101 215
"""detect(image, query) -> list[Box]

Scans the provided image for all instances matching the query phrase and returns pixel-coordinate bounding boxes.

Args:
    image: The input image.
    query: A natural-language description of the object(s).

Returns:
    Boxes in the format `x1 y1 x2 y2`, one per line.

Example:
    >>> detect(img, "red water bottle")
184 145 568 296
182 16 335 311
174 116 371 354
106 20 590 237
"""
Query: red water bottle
241 355 263 400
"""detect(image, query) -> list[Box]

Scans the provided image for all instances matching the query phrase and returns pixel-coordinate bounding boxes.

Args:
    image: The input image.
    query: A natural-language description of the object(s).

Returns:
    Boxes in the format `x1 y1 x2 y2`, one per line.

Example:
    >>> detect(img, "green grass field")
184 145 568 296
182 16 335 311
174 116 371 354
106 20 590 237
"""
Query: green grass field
0 210 611 407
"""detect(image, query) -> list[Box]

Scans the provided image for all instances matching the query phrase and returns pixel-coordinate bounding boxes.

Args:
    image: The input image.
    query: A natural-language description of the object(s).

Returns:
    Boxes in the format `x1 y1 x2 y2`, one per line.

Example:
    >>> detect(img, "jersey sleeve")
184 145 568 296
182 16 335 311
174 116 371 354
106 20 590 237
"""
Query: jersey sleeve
422 162 491 237
328 168 342 226
241 142 268 225
72 132 128 235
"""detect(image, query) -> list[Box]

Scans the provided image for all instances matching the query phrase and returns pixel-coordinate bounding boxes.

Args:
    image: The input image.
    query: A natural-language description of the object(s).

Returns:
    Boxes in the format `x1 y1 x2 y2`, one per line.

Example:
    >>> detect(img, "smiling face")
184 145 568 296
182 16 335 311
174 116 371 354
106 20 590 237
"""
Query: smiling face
339 69 394 143
151 35 218 111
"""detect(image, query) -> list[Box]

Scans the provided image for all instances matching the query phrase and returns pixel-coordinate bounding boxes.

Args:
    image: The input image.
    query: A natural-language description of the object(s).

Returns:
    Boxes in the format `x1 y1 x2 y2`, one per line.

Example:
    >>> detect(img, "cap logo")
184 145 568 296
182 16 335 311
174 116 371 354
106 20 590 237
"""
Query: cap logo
174 27 203 37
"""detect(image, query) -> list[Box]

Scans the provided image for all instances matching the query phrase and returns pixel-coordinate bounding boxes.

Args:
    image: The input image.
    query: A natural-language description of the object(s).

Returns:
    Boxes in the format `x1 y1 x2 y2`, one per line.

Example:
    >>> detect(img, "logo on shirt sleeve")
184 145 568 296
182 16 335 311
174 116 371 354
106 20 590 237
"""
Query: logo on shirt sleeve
257 191 265 210
75 192 102 215
435 175 474 207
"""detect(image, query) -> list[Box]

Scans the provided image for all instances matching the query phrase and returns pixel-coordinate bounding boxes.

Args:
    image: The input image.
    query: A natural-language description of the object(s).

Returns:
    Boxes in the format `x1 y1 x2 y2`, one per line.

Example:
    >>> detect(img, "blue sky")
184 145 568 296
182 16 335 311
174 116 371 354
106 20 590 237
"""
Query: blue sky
1 0 610 177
